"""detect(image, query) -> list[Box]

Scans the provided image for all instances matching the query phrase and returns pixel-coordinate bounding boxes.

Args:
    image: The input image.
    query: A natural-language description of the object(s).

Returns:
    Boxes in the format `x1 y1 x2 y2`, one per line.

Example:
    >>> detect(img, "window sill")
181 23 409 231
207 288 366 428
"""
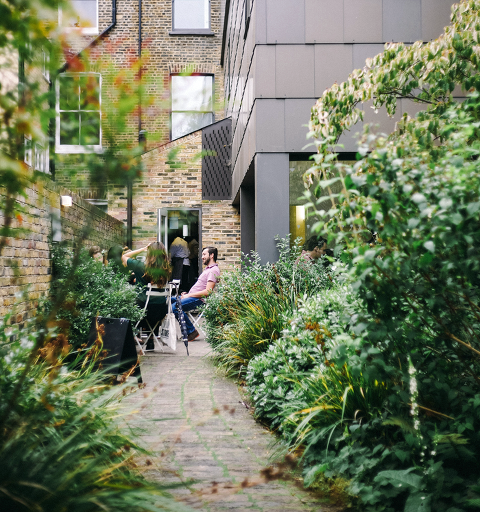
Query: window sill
169 29 215 36
55 145 103 154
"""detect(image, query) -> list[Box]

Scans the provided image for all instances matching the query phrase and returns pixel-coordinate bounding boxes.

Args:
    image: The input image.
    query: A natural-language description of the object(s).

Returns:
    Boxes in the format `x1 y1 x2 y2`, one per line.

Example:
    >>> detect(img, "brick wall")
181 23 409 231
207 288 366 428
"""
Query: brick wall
109 130 241 271
0 176 125 324
58 0 225 151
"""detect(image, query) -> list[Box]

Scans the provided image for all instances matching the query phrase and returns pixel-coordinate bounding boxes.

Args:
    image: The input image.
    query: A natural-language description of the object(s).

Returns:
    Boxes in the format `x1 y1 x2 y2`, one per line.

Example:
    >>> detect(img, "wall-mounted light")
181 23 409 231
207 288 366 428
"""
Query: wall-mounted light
60 195 72 207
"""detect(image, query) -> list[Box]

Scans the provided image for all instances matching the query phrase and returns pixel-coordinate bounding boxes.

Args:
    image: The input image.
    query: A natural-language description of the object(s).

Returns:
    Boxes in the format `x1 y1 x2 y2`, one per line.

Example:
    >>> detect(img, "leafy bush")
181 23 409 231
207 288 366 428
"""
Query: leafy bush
0 319 186 511
246 284 361 430
297 96 480 509
204 237 333 378
43 244 144 347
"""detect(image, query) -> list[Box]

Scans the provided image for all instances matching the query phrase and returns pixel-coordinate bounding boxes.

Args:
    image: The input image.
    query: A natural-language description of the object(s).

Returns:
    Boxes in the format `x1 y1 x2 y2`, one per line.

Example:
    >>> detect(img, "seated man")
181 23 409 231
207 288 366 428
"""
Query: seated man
296 235 327 265
172 246 220 341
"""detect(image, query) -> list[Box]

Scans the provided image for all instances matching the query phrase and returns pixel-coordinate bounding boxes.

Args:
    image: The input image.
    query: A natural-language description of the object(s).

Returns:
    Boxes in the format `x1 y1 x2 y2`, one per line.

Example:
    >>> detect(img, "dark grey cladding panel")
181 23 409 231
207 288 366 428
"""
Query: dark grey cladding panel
255 153 290 263
314 45 353 98
254 0 267 44
275 45 315 98
255 99 285 152
352 44 385 70
306 0 344 43
284 99 317 152
344 0 383 43
266 0 305 44
421 0 454 41
202 118 232 200
383 0 421 43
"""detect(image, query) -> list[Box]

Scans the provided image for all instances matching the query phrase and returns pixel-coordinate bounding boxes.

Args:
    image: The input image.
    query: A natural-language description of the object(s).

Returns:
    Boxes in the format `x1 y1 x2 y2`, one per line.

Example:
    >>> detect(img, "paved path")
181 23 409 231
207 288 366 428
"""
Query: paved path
126 338 337 511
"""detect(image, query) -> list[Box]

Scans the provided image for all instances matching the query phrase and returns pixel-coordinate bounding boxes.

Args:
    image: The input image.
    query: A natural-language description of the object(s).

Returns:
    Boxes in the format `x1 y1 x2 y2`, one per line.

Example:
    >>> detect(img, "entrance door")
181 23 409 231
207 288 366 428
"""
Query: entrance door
157 208 202 288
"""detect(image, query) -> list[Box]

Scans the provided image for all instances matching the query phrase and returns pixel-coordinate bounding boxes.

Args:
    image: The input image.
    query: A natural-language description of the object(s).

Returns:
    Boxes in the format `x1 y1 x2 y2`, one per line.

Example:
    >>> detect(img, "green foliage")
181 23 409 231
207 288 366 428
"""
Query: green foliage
307 1 480 180
203 237 333 378
42 244 144 347
0 320 188 512
246 284 361 430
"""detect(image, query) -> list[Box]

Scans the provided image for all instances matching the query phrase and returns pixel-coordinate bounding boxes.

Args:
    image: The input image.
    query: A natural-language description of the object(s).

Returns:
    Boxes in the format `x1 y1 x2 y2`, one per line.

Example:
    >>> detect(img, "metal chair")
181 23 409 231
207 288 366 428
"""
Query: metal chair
170 279 206 339
185 308 206 338
134 283 171 355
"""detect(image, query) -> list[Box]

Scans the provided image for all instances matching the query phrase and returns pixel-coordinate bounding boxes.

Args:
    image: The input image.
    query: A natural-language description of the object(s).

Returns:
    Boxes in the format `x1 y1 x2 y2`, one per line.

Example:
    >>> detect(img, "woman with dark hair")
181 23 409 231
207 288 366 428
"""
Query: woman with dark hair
121 243 172 341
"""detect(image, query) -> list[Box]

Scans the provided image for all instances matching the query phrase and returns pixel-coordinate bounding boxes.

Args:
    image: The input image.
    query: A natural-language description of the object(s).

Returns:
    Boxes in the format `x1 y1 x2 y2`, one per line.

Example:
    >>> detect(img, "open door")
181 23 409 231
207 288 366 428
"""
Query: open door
157 208 201 289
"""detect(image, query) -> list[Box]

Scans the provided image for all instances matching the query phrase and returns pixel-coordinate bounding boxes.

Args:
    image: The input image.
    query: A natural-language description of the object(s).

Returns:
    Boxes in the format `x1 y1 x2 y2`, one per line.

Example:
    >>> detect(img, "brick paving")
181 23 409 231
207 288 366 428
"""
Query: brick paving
125 338 338 511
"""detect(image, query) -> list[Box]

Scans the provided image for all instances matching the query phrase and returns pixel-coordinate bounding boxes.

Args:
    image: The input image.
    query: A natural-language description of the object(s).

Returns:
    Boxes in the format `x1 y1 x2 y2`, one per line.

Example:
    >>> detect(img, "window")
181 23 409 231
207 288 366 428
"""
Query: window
244 0 251 39
25 137 50 173
42 48 50 81
59 0 98 35
34 141 49 173
172 0 209 30
24 137 32 167
56 73 101 153
171 74 214 140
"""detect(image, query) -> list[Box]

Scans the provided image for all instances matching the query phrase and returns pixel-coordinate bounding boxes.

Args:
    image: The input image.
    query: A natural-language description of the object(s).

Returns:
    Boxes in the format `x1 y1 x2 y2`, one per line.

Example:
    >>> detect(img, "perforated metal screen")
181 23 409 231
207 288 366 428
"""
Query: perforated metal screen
202 118 232 200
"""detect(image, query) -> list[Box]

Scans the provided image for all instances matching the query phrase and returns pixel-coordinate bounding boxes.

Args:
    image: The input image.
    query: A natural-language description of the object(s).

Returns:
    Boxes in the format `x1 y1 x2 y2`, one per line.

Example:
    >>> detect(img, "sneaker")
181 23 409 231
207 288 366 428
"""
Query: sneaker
187 329 199 342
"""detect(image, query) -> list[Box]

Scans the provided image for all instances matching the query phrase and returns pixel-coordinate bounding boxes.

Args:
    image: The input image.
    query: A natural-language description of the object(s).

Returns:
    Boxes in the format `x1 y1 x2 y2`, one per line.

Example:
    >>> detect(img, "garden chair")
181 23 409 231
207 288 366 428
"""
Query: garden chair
185 308 206 339
134 283 172 355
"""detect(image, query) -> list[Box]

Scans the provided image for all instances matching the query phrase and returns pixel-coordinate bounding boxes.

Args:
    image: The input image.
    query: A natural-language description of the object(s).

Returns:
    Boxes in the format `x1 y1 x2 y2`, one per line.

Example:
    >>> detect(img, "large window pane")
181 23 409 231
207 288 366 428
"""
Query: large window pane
59 76 79 111
57 73 101 151
172 75 213 111
173 0 209 29
80 112 101 145
60 112 80 145
171 112 213 140
80 75 100 110
63 0 98 30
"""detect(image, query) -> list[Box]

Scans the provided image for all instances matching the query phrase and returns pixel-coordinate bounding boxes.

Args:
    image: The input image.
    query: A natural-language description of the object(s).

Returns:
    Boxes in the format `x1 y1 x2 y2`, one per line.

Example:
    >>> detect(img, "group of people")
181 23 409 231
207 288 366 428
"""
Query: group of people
117 242 220 343
88 233 329 350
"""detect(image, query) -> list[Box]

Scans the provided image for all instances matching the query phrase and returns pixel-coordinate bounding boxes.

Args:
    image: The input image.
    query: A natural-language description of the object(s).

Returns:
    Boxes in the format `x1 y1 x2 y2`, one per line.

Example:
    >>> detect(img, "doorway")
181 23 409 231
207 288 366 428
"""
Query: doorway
158 208 201 291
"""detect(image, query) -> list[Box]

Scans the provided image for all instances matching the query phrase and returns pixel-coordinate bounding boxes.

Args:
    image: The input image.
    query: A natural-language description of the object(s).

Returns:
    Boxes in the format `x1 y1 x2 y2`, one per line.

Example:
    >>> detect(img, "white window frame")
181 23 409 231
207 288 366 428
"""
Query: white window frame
170 73 214 140
24 137 32 167
59 1 99 36
42 48 50 81
172 0 210 31
34 140 50 174
24 136 50 174
55 72 102 154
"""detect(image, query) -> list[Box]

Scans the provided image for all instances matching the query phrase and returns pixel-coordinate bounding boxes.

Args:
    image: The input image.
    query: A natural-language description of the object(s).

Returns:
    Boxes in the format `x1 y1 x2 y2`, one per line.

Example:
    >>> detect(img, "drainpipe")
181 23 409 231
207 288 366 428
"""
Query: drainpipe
127 0 144 248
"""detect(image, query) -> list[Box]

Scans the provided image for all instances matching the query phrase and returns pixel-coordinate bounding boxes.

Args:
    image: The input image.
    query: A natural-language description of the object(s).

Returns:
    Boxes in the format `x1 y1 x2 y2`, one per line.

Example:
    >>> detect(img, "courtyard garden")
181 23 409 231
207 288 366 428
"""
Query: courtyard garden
3 0 480 511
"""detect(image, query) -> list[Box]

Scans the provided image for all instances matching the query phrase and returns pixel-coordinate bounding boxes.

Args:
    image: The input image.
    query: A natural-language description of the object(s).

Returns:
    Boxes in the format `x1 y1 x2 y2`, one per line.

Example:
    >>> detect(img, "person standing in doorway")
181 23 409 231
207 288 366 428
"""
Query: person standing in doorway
171 246 220 341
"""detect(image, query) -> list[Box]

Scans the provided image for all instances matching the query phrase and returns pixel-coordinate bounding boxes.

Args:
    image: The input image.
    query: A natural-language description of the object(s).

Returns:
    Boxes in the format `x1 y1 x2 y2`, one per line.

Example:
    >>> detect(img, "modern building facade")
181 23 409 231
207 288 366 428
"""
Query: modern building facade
222 0 461 262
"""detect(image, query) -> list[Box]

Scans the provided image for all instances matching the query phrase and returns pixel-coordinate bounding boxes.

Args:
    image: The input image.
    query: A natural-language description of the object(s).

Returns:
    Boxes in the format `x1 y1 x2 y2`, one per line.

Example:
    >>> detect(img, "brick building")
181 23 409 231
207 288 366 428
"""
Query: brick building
54 0 241 274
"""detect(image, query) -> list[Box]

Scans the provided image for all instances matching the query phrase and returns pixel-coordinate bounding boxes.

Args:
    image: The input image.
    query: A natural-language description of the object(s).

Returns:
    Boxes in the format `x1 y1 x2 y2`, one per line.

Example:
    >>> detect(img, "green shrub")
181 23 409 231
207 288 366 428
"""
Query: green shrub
0 320 187 511
246 284 361 430
301 94 480 509
42 245 144 347
204 237 333 378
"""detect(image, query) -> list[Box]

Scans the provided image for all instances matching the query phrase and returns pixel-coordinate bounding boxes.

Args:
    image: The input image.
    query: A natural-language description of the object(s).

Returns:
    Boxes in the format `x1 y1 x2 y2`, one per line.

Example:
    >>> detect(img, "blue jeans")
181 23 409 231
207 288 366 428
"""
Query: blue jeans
171 296 204 334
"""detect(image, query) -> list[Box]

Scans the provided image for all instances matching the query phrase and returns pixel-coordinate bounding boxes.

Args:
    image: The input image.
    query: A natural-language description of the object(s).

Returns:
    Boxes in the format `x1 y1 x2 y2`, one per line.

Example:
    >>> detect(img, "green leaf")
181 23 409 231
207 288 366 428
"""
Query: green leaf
424 241 435 253
374 468 423 490
404 493 430 512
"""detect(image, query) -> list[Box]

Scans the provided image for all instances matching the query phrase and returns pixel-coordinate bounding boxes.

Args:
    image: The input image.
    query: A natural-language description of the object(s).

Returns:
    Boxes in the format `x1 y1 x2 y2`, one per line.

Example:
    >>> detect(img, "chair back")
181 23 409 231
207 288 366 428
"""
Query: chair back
143 283 171 310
